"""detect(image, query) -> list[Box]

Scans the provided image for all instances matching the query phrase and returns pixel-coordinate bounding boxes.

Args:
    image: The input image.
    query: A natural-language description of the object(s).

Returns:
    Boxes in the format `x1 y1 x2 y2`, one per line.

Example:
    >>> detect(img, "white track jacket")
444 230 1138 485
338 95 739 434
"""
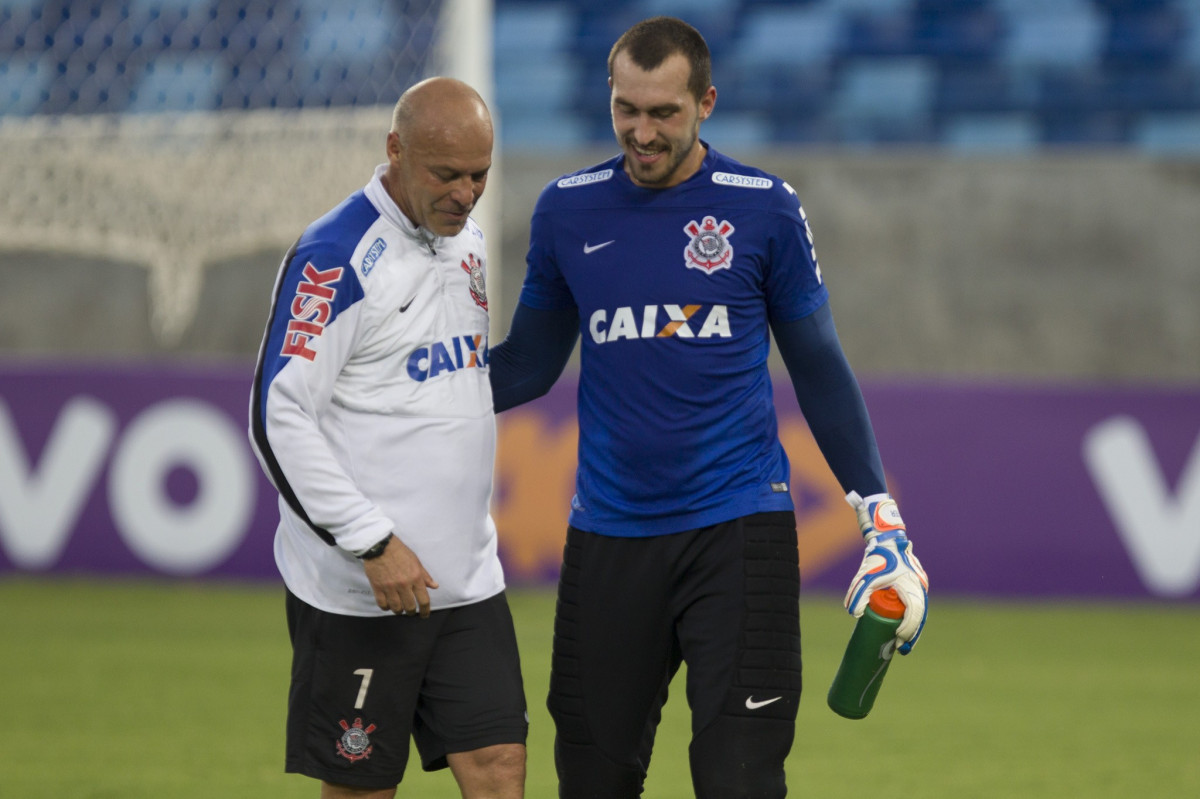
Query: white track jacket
249 165 502 616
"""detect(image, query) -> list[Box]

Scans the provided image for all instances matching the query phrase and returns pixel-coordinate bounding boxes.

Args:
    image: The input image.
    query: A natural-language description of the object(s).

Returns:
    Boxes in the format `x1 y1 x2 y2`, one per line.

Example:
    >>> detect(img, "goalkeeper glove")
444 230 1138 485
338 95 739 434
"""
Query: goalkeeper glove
844 491 929 655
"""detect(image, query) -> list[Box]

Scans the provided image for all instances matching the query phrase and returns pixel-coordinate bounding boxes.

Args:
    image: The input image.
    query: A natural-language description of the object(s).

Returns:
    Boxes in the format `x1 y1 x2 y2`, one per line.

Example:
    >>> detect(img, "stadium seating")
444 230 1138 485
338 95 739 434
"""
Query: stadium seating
1 0 1198 152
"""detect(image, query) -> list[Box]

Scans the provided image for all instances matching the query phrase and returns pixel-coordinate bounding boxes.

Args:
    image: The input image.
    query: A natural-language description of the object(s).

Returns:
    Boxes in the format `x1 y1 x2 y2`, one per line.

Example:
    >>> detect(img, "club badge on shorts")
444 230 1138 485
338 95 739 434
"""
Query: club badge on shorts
683 216 735 273
461 253 488 309
336 717 376 762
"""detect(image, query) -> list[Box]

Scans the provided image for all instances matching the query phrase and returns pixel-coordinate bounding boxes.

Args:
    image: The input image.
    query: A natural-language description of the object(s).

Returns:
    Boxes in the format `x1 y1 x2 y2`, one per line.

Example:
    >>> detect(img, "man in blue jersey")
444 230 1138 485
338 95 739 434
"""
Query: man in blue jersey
490 16 929 799
250 78 526 798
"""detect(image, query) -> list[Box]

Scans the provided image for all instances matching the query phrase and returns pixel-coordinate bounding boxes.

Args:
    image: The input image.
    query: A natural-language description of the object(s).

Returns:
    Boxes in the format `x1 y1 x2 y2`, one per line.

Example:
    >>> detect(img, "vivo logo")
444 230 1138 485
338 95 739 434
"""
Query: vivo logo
0 397 254 574
1083 416 1200 596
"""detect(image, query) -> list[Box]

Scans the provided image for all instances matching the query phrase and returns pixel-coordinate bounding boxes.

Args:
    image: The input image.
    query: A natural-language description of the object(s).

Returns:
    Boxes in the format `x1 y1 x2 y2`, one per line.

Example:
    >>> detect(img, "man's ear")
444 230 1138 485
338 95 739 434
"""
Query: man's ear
386 131 403 164
699 86 717 122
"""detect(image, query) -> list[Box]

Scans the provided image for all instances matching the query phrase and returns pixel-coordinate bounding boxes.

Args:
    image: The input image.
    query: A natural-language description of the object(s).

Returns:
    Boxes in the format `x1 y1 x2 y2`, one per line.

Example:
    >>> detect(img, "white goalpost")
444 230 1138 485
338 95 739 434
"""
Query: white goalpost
435 0 503 335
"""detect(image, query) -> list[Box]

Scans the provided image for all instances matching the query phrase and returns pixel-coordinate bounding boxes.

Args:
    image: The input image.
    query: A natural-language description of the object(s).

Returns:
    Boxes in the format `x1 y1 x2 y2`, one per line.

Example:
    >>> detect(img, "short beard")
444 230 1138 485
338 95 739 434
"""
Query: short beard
624 140 688 187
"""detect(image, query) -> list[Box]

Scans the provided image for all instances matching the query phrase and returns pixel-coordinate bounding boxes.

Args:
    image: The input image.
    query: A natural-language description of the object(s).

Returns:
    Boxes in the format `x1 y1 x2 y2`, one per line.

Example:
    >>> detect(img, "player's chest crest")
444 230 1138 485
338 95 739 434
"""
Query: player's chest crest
460 252 487 310
683 215 735 274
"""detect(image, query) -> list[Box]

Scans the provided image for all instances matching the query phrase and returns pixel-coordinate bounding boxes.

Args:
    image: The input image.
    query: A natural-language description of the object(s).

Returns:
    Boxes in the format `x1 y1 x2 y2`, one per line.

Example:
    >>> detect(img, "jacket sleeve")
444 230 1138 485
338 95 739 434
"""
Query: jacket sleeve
249 244 394 554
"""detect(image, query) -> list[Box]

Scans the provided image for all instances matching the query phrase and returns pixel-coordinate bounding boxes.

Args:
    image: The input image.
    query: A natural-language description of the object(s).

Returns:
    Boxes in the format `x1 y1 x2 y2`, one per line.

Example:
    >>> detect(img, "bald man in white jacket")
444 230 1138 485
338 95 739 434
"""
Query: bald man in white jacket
249 77 525 799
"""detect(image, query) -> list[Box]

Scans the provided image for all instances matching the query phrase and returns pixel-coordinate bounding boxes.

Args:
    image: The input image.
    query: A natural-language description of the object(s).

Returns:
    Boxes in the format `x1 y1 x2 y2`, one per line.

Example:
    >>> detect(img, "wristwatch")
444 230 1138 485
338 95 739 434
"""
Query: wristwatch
357 533 394 560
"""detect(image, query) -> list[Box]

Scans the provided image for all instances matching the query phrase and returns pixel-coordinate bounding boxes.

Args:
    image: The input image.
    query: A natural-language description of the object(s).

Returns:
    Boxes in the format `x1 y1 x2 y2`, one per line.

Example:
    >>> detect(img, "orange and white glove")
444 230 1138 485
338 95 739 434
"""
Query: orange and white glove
844 491 929 654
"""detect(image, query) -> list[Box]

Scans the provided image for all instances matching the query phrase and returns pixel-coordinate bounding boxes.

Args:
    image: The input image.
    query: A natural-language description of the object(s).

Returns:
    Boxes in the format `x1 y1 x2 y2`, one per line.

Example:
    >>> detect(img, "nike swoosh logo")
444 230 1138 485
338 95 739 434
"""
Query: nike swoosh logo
398 297 416 313
583 240 615 254
745 696 782 710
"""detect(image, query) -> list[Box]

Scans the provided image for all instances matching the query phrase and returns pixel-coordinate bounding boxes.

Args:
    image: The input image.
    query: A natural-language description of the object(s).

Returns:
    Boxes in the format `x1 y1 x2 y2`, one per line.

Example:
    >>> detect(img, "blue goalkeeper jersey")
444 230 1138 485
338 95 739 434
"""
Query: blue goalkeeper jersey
519 144 829 536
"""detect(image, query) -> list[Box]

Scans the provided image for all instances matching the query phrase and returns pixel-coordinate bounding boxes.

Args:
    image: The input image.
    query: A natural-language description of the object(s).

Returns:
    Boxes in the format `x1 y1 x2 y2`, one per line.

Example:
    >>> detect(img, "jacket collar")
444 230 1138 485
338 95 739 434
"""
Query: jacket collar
365 164 440 251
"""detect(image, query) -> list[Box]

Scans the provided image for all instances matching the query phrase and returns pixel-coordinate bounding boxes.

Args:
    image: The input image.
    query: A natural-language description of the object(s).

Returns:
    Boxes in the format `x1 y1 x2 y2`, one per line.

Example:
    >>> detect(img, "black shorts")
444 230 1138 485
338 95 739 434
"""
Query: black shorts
284 589 528 790
548 511 801 789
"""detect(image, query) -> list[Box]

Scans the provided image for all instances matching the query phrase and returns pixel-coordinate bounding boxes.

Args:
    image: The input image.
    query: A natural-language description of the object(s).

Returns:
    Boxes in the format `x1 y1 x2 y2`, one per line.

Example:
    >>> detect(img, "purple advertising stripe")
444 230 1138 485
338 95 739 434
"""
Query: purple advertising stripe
1 364 1197 600
835 382 1200 599
0 363 279 579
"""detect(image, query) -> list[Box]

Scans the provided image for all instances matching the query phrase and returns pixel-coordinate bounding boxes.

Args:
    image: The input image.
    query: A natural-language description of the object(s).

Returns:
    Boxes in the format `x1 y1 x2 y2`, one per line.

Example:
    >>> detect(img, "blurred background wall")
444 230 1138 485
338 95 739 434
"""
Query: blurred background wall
2 0 1199 379
1 0 1198 597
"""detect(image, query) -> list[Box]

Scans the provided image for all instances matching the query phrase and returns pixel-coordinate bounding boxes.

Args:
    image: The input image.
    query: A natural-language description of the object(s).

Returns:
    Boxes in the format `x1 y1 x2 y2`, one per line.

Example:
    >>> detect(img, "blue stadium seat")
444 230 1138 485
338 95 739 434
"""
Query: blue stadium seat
568 57 614 116
499 112 592 150
914 0 991 7
494 3 582 149
1176 0 1200 67
994 0 1093 12
841 8 917 58
1091 0 1173 13
771 115 838 144
637 0 740 17
298 0 394 64
698 111 773 149
551 0 634 11
4 0 1194 150
1038 66 1199 114
127 0 205 11
999 1 1105 70
936 64 1035 114
731 5 843 69
941 113 1039 152
1040 109 1128 145
0 0 50 58
288 0 426 108
28 1 136 113
835 0 914 12
203 3 284 61
1103 3 1186 67
834 57 937 123
1133 112 1200 154
575 4 644 57
717 62 832 118
634 0 739 52
0 54 49 115
494 3 575 61
912 1 1003 64
126 55 225 112
124 0 218 53
496 57 580 113
68 47 136 114
832 58 938 143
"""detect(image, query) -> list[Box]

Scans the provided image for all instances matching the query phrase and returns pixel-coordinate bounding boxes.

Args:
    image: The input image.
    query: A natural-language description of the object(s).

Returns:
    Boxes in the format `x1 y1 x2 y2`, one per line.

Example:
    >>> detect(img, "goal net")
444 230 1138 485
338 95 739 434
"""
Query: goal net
0 0 497 346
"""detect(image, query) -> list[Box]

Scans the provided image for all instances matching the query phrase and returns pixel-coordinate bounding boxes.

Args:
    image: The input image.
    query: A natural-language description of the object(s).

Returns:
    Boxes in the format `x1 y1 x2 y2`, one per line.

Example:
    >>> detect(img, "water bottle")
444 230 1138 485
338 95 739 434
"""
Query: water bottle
827 587 905 719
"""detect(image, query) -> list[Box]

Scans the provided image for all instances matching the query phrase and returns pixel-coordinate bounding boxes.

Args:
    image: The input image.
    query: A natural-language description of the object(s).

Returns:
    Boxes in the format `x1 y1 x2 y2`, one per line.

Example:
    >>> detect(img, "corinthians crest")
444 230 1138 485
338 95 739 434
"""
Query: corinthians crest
461 253 488 310
336 717 377 763
683 216 735 273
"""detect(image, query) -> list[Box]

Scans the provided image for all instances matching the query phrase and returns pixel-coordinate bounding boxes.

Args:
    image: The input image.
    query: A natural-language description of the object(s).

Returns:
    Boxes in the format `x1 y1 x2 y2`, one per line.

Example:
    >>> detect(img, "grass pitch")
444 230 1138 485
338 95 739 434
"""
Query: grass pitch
1 578 1197 798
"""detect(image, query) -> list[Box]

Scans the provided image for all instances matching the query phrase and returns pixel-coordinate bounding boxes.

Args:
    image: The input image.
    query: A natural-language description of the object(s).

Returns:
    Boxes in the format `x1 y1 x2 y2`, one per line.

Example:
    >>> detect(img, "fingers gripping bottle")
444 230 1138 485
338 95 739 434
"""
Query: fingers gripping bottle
827 588 905 719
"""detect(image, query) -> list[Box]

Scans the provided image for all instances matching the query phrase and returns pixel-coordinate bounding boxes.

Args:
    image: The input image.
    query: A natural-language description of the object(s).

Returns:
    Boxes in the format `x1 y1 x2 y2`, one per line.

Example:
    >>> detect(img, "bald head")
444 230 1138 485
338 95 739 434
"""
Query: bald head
384 77 493 237
391 77 492 148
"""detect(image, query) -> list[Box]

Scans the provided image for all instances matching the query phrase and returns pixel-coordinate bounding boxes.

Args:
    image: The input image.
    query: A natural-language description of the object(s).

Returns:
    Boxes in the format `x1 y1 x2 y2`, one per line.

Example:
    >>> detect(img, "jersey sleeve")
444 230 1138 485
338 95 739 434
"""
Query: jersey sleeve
516 198 578 312
250 242 394 554
489 302 579 413
772 303 887 496
763 185 830 324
